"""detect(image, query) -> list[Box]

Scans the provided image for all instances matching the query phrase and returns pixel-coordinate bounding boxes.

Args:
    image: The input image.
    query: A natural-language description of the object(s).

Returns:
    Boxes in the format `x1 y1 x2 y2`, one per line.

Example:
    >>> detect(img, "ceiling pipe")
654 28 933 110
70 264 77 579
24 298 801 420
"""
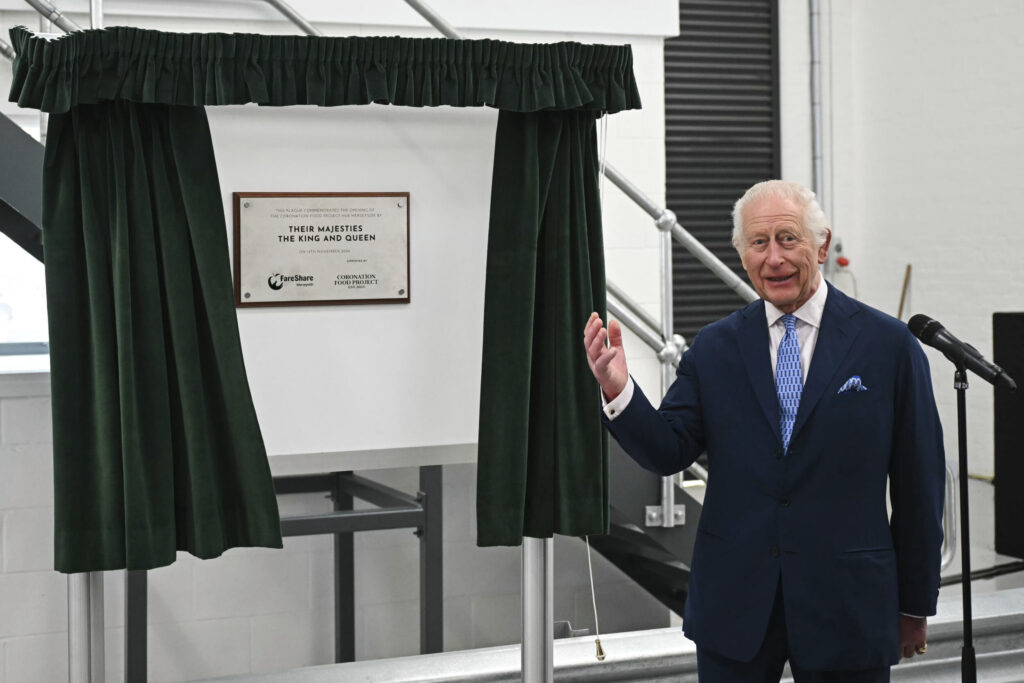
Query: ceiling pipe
263 0 323 36
403 0 463 39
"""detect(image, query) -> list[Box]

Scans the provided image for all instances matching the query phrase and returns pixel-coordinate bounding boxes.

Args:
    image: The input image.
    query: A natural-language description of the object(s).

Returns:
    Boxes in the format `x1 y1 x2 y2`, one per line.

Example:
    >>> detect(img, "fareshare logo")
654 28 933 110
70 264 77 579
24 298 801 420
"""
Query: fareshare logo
268 273 284 290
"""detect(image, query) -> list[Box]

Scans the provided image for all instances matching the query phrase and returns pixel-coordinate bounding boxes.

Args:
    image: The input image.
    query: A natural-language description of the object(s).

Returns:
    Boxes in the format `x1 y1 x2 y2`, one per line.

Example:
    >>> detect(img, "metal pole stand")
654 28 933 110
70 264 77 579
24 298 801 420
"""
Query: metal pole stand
68 572 105 683
954 366 977 682
522 537 553 682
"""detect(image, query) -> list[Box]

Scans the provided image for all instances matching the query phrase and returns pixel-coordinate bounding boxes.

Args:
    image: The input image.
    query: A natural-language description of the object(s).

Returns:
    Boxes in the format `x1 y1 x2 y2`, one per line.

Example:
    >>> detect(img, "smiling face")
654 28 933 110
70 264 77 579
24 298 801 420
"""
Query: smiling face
738 194 831 313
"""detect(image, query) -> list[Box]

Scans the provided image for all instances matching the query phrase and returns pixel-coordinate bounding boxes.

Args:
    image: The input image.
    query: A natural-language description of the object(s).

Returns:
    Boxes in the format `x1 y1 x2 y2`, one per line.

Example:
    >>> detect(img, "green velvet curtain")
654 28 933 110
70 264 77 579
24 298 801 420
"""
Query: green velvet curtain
43 102 282 572
476 110 610 545
8 26 641 565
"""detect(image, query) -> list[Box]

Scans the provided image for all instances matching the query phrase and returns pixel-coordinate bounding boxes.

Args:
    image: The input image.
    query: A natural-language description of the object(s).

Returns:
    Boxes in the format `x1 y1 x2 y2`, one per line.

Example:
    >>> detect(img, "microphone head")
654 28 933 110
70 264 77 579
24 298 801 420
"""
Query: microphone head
908 314 939 341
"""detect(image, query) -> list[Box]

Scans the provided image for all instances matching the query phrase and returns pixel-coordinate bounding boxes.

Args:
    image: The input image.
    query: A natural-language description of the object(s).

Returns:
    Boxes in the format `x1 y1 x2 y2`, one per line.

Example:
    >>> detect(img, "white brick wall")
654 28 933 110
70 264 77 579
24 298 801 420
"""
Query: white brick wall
780 0 1024 476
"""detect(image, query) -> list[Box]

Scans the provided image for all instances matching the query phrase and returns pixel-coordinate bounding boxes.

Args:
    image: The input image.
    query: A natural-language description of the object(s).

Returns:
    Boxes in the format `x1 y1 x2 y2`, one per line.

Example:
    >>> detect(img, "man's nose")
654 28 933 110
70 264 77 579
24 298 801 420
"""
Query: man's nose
766 240 786 266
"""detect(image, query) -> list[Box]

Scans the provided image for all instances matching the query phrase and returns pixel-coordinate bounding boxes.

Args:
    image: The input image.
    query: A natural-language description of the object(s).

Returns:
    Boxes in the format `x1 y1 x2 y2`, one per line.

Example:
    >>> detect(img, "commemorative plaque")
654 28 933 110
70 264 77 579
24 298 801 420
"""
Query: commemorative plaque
234 192 410 307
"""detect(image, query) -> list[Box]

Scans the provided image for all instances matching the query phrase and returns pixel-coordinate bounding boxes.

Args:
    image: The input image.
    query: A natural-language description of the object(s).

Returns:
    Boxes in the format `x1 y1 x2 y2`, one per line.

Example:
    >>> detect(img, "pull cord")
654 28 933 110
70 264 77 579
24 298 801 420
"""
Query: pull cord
584 535 606 661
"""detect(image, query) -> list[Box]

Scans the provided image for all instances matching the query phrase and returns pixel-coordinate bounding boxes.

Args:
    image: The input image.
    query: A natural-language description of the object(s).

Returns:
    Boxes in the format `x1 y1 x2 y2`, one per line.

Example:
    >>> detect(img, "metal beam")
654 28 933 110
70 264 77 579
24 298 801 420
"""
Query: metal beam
280 506 423 536
338 473 420 509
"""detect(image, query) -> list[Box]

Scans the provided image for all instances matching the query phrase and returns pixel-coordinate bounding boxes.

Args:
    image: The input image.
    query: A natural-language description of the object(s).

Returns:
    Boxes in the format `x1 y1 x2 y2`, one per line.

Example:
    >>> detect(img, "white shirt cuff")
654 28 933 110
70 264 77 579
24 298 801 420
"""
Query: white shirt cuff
900 612 926 619
601 377 635 420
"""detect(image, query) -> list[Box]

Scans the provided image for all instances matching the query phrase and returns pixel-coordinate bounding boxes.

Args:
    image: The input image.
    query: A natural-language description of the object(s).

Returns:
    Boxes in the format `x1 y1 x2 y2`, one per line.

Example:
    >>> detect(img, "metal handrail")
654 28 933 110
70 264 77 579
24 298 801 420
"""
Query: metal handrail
941 463 957 571
601 162 758 304
0 38 15 61
606 297 662 355
23 0 82 32
607 281 660 334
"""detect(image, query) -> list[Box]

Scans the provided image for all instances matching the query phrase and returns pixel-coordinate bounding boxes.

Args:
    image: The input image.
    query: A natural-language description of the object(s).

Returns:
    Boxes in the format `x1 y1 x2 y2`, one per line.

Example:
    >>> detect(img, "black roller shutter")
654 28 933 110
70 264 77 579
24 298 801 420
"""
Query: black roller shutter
667 0 780 341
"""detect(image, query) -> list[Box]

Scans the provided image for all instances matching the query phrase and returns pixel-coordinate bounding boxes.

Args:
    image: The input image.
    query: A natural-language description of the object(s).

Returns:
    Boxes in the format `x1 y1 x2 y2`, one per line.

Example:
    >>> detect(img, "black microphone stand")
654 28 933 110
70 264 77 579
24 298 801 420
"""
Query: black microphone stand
953 360 977 683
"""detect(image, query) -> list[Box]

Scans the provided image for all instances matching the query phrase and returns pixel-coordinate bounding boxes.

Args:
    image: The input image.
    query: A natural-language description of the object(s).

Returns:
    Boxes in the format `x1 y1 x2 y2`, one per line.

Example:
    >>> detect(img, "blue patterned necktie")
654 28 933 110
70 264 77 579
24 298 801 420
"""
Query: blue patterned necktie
776 314 803 452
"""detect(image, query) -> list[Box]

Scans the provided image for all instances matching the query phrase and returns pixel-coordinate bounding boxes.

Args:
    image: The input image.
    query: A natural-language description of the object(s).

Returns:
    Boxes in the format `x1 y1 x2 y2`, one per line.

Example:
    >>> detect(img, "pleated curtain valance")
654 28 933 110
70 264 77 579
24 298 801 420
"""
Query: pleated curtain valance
8 26 641 114
8 25 641 570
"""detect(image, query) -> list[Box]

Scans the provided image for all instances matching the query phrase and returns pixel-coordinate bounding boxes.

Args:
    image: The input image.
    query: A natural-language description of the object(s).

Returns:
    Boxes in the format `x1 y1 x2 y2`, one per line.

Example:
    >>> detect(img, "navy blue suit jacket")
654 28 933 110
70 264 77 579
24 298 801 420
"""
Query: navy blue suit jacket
604 283 945 670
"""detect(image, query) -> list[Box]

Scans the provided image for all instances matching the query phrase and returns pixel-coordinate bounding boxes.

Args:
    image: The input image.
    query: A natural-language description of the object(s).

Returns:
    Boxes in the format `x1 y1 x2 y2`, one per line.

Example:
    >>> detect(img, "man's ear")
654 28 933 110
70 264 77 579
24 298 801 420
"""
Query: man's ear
817 228 832 264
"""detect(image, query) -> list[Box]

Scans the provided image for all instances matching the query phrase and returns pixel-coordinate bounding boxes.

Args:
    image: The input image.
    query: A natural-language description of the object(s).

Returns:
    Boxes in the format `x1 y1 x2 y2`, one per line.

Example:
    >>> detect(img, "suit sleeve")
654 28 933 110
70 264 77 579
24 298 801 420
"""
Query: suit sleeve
601 331 706 476
888 329 946 617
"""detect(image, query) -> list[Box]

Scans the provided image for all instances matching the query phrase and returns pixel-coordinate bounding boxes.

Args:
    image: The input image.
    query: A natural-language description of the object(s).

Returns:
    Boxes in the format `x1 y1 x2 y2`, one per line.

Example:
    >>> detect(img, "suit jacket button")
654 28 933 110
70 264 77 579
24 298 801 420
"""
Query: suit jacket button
780 497 790 507
770 546 780 557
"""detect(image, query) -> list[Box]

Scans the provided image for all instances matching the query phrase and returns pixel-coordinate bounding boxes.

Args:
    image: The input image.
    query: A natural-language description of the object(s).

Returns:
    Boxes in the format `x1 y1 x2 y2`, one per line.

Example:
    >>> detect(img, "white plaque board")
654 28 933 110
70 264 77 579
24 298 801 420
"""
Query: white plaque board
234 192 410 306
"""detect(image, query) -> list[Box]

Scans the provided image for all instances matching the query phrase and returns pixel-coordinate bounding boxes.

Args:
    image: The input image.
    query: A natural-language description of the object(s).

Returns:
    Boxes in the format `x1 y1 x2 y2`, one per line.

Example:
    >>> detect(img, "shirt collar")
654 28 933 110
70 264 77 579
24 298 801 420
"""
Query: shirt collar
764 272 828 329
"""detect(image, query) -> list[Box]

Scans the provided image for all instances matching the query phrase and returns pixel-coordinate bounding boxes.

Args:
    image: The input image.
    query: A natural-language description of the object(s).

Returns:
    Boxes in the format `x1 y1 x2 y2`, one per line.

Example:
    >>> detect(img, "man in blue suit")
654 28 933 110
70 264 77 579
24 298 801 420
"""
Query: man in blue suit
584 180 945 681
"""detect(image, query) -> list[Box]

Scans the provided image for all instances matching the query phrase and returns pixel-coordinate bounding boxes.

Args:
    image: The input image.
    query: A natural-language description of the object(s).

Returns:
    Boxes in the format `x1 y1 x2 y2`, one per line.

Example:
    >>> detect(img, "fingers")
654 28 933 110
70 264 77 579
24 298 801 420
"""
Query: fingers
583 313 602 351
587 326 608 360
900 642 927 660
594 347 617 373
607 318 624 351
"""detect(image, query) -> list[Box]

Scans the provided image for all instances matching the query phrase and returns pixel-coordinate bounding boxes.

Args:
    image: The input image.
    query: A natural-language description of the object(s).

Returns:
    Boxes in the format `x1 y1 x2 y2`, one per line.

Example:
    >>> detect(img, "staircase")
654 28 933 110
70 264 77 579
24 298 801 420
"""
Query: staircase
0 112 44 262
587 439 703 617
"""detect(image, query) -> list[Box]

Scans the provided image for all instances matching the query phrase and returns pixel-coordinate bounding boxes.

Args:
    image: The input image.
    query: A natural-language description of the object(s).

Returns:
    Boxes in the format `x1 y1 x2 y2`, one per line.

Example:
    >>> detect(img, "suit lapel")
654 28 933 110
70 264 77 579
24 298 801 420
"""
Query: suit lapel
790 283 863 445
738 301 783 445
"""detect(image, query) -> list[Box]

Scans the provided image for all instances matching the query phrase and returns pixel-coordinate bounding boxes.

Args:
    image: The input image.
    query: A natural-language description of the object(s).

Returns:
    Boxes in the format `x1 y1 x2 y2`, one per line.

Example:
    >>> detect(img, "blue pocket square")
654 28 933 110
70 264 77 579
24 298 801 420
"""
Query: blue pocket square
837 375 868 393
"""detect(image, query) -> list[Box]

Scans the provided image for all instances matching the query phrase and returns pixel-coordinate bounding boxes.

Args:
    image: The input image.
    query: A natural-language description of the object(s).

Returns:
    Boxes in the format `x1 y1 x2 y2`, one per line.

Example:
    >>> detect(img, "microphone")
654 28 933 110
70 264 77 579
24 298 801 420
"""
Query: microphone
908 314 1017 390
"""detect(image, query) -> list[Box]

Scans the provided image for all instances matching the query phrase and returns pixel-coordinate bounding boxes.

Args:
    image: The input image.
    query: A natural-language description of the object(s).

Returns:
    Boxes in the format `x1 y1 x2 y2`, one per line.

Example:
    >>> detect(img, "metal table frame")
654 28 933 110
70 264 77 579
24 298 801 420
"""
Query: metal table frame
123 465 443 681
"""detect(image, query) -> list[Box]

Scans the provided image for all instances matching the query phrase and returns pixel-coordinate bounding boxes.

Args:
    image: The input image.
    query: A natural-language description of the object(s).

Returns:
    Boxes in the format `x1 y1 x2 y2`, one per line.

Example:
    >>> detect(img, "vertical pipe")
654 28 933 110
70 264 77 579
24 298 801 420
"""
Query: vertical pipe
521 537 553 682
124 571 147 681
659 228 676 527
71 9 106 683
809 0 824 210
69 572 104 683
68 575 90 683
334 472 355 663
418 465 444 654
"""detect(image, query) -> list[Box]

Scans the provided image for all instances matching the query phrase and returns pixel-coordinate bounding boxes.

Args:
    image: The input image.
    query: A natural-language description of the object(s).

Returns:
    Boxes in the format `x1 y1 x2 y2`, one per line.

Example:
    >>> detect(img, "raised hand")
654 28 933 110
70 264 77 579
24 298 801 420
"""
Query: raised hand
583 312 629 401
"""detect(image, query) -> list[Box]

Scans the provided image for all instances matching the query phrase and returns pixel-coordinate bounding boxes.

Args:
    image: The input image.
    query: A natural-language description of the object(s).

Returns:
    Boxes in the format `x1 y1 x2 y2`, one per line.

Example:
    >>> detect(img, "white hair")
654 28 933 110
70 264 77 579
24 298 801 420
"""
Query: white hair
731 180 829 250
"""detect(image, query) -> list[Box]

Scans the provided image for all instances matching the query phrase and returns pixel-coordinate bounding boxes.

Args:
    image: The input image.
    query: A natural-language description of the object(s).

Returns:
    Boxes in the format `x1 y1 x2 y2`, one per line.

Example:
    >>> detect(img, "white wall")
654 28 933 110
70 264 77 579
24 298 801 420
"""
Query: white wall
779 0 1024 476
0 1 676 680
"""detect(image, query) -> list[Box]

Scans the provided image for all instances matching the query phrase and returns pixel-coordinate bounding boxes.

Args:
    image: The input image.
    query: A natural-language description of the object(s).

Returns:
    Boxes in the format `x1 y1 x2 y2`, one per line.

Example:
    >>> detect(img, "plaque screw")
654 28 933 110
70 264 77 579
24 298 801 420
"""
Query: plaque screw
399 289 405 295
397 200 404 208
244 292 251 298
243 201 251 208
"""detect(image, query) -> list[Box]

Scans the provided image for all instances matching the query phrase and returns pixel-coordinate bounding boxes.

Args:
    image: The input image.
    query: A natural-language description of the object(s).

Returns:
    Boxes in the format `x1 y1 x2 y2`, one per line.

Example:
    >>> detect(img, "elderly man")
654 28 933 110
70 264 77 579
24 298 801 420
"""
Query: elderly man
584 180 945 682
